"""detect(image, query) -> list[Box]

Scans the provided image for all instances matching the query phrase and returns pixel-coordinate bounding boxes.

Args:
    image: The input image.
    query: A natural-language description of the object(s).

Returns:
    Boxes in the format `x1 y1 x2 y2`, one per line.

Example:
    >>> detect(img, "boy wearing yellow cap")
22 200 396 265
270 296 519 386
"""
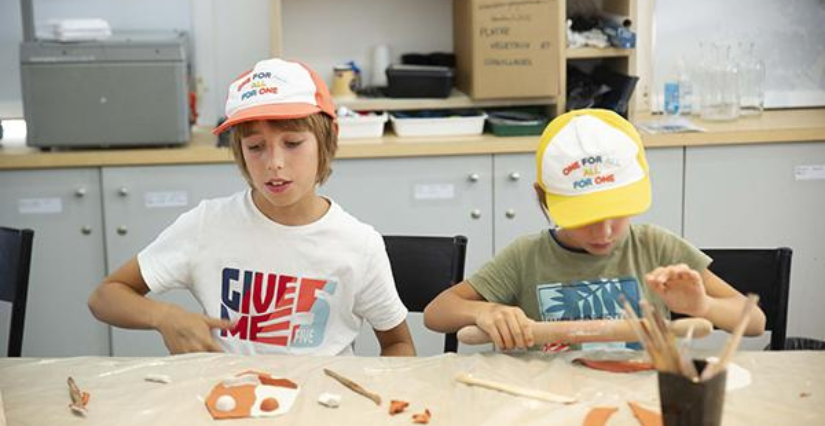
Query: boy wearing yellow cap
424 109 765 351
89 58 415 356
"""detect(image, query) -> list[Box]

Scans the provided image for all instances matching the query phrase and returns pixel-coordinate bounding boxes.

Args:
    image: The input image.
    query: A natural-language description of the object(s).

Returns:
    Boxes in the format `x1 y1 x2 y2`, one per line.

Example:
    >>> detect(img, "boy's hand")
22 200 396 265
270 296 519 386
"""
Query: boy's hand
155 305 234 354
475 304 535 350
645 264 711 317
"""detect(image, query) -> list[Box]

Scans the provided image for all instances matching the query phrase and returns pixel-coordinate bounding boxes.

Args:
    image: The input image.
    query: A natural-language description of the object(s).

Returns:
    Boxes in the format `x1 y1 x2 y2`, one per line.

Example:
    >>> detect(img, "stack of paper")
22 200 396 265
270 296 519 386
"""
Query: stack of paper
45 19 112 42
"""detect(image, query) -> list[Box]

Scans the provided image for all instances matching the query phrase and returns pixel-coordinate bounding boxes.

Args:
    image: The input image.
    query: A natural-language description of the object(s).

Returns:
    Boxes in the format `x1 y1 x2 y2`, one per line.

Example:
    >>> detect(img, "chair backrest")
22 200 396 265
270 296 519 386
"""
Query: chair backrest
701 248 792 351
0 227 34 357
383 235 467 353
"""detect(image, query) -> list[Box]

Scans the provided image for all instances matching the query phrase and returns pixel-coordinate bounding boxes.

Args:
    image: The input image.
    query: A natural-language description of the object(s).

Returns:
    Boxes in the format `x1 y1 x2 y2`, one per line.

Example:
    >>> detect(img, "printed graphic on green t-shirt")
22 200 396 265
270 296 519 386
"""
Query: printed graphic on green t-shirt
537 277 642 350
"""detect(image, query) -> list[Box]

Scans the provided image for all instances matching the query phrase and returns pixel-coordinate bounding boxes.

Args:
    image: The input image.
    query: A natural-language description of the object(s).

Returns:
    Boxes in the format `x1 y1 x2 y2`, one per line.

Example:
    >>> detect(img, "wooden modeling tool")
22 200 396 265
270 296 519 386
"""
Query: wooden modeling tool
700 294 759 381
323 369 381 405
456 317 712 346
455 373 576 404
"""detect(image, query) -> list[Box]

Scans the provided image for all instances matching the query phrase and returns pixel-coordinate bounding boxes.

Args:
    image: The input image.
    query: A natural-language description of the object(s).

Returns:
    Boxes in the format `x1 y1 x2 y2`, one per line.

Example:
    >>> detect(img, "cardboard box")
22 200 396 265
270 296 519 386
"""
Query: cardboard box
453 0 560 99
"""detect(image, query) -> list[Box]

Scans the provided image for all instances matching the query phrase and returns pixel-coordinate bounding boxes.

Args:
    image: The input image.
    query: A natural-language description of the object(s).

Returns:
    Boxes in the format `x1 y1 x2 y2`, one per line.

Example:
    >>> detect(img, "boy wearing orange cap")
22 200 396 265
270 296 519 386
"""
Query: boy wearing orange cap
424 109 765 351
89 58 415 356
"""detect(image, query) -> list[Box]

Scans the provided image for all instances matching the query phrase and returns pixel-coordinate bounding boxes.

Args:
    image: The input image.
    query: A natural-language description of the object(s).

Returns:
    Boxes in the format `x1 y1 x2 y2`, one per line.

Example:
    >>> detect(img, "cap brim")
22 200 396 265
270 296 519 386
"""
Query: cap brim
544 175 652 229
212 103 323 135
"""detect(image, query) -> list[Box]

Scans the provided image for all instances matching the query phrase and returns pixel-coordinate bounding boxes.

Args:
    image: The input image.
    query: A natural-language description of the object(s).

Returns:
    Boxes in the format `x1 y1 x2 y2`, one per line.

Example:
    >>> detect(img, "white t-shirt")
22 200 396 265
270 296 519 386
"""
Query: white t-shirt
138 190 408 356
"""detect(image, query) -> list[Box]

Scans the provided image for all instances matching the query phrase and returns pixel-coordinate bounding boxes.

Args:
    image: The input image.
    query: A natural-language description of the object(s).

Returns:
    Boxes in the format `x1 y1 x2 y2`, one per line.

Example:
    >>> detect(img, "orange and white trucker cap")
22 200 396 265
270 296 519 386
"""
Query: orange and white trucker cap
536 109 651 229
213 58 336 135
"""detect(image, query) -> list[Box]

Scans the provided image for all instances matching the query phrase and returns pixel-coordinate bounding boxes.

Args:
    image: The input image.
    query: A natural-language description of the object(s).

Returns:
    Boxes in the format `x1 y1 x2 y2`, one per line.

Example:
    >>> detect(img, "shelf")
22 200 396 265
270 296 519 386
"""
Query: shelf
334 89 556 112
565 48 633 59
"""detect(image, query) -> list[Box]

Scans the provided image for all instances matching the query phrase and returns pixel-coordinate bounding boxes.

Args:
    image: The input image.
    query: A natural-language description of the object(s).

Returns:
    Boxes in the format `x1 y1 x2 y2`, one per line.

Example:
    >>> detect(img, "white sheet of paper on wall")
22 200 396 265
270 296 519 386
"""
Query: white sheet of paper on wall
413 183 455 200
794 165 825 181
144 191 188 208
18 197 62 214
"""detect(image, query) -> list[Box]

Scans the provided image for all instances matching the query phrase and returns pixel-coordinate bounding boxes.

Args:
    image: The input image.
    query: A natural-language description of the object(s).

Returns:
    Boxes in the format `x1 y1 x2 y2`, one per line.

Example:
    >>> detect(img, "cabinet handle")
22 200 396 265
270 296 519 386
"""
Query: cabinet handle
117 226 128 236
118 187 129 196
80 226 92 235
470 209 482 219
468 173 480 183
509 172 521 181
505 209 516 219
74 187 87 198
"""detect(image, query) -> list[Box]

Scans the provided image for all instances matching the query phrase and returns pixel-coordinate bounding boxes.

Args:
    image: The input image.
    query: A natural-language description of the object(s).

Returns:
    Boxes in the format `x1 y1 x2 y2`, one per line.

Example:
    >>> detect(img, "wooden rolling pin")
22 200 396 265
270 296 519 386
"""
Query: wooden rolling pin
457 317 712 345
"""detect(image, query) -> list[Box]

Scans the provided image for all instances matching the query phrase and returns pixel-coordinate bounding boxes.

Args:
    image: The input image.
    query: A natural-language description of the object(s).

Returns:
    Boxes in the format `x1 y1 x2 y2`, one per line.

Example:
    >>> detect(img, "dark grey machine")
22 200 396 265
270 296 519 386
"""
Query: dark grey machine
19 0 190 148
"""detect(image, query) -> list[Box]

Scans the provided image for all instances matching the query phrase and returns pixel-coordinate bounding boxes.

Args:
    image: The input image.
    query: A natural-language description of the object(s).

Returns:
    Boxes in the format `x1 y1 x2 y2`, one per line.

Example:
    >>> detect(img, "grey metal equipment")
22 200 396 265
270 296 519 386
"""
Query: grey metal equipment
19 0 191 148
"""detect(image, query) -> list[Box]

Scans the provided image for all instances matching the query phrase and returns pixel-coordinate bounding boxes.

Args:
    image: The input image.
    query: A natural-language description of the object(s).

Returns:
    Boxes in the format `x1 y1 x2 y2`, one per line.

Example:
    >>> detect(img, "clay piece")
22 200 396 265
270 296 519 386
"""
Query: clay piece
583 406 618 426
67 377 90 415
627 401 663 426
389 399 409 415
204 371 299 420
318 392 341 408
572 358 655 373
412 408 432 424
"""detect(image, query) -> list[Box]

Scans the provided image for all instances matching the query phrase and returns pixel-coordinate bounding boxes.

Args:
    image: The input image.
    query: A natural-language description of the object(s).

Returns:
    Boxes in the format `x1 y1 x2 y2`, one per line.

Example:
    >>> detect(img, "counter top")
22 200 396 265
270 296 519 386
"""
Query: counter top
1 108 824 170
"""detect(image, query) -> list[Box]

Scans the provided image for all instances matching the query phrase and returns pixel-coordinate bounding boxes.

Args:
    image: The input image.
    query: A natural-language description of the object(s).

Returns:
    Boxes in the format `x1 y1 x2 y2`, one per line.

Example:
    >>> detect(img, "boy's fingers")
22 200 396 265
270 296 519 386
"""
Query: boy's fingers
204 316 235 330
507 316 527 349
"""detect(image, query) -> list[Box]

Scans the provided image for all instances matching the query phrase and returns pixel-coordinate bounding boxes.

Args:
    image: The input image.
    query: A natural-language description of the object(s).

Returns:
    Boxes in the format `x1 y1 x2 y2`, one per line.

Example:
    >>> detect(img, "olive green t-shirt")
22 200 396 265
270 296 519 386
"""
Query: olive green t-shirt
469 224 711 322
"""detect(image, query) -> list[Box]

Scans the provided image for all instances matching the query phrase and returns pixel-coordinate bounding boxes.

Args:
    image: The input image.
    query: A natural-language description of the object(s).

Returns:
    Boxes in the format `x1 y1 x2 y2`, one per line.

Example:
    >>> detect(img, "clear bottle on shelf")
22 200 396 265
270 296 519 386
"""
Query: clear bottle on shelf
676 57 694 115
738 41 766 116
700 42 740 121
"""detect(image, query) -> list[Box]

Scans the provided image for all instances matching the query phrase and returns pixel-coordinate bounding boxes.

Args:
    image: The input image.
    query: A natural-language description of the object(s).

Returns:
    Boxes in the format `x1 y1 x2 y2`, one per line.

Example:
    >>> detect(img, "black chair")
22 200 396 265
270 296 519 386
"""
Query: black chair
0 227 34 357
383 235 467 353
701 248 792 351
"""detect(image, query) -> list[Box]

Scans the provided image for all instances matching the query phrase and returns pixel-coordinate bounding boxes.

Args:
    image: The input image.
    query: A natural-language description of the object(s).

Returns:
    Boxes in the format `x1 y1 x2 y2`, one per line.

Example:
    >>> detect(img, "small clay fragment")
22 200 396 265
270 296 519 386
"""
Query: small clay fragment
389 400 409 415
628 401 662 426
583 406 618 426
412 408 431 424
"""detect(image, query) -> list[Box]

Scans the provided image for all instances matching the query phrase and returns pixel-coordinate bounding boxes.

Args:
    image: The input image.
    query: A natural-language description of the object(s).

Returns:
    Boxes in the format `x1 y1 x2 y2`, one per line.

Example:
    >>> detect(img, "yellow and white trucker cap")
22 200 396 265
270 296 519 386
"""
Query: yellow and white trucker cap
213 58 336 135
536 109 651 229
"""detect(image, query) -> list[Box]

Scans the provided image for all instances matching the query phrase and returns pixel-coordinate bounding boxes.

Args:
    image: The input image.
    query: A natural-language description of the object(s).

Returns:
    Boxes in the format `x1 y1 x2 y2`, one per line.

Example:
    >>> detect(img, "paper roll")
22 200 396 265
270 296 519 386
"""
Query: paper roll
370 44 390 87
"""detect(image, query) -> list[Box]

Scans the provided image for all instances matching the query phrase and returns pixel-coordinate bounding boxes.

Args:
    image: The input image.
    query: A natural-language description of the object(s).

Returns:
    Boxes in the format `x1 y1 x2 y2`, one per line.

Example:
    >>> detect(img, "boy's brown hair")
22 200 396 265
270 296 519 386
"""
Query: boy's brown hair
229 113 338 185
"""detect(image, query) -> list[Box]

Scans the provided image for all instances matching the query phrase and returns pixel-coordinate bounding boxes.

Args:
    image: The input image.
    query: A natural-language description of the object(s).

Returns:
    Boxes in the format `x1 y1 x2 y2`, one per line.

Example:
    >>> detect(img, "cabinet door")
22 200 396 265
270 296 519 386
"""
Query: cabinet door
493 153 551 253
636 147 684 234
319 155 494 356
102 164 246 356
0 169 109 356
685 143 825 348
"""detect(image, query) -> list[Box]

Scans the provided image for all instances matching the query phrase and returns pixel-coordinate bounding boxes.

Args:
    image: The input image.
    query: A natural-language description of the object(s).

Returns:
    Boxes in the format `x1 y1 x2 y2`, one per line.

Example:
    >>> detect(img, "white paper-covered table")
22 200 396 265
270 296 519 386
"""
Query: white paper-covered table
0 351 822 425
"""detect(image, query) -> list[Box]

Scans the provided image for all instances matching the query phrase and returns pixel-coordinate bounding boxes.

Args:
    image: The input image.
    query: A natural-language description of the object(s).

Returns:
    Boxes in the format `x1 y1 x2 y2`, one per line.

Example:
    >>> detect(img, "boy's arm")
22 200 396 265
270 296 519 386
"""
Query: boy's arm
374 321 416 356
645 264 767 336
88 256 233 354
424 281 535 350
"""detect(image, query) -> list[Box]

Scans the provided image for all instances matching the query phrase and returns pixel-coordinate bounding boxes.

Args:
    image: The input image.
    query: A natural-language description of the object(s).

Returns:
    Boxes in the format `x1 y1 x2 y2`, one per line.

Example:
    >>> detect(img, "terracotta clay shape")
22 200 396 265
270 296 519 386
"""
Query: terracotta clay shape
67 377 90 415
572 358 655 373
389 400 409 415
583 406 618 426
412 408 431 424
628 401 663 426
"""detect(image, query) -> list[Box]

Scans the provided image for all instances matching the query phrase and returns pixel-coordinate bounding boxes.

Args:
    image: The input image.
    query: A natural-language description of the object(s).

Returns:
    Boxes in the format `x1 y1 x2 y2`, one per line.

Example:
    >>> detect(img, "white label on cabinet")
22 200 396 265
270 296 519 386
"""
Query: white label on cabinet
18 197 62 214
795 165 825 181
144 191 188 208
413 183 455 200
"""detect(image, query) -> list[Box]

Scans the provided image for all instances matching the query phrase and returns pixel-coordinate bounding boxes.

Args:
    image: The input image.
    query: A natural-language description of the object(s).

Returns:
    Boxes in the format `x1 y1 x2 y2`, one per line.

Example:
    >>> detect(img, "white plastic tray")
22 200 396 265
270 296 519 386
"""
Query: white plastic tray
338 112 388 140
390 113 487 138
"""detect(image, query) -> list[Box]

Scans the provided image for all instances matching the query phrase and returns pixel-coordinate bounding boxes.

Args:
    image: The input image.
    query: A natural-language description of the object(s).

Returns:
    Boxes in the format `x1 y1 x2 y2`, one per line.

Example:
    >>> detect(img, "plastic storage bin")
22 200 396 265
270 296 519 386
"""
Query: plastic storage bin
338 112 388 140
486 110 548 137
385 65 454 98
389 110 486 138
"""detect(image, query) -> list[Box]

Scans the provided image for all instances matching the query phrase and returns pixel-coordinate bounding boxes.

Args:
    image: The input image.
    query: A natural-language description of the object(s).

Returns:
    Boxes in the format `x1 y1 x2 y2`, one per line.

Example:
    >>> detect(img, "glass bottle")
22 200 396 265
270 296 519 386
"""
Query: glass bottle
738 42 766 116
701 43 740 121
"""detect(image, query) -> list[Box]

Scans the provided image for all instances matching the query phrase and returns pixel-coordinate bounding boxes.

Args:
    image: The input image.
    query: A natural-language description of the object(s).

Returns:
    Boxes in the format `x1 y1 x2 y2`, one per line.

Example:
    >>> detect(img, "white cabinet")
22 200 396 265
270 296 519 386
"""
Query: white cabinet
684 142 825 347
0 169 109 356
320 155 494 356
102 164 246 356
